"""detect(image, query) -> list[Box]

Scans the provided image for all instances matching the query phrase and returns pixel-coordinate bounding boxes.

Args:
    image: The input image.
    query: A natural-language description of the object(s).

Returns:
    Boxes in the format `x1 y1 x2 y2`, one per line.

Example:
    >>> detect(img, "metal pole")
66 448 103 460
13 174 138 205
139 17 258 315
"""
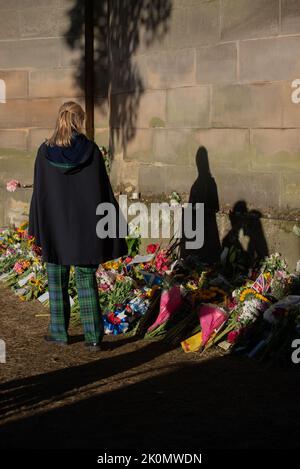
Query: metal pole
85 0 94 140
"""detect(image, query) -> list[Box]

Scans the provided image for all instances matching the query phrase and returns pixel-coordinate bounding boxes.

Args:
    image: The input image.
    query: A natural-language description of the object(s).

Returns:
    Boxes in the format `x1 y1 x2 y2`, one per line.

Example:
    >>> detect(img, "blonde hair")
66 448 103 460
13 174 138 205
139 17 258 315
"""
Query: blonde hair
46 101 86 147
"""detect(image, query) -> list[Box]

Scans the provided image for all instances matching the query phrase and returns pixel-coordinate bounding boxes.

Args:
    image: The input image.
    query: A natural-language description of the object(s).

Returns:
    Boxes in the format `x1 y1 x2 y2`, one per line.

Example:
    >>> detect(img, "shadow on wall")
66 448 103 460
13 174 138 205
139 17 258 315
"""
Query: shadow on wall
221 200 269 275
180 147 269 269
181 146 222 264
64 0 172 154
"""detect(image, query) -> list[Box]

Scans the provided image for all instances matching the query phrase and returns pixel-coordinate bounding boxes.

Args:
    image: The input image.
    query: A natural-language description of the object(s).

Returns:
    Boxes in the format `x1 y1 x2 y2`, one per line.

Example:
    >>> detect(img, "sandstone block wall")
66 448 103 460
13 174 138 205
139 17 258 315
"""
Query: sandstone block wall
109 0 300 219
1 1 300 266
0 0 109 226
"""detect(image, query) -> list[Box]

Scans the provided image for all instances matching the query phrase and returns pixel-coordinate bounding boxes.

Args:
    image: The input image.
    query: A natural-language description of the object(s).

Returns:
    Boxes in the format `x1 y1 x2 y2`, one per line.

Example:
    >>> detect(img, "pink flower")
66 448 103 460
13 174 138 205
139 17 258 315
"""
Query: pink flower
6 179 21 192
275 270 287 279
155 252 169 273
148 285 182 332
146 243 159 254
125 256 132 264
13 262 23 274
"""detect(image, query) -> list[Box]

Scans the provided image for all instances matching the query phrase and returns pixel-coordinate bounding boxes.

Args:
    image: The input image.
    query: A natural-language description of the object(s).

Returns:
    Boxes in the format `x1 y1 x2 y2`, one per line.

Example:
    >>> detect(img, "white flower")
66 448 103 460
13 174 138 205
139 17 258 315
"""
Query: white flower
238 299 262 325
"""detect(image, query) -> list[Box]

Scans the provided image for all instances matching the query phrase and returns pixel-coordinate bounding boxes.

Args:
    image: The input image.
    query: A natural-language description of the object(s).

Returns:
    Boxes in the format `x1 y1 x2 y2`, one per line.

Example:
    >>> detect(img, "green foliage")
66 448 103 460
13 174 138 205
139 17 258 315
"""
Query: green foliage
100 277 133 313
125 233 141 257
99 146 112 174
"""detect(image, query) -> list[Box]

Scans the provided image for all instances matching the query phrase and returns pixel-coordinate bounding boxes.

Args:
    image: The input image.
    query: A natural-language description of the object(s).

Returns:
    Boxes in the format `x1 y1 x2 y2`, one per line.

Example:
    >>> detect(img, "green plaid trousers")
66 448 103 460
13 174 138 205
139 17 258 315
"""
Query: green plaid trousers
46 263 104 344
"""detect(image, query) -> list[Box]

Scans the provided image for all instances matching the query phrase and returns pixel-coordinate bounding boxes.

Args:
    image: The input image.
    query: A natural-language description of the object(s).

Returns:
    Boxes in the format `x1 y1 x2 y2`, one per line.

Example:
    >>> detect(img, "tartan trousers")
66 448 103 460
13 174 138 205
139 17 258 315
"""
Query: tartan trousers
46 263 104 344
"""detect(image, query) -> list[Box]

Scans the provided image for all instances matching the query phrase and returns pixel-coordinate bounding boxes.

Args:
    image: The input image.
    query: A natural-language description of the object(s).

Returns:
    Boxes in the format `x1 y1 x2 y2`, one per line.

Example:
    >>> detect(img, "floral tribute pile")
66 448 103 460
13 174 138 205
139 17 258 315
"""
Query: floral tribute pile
1 222 300 364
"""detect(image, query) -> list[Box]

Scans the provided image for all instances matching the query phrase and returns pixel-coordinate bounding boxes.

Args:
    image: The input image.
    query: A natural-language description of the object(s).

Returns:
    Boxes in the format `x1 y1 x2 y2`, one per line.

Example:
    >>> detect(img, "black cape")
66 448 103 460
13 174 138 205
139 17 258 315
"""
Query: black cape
28 132 128 265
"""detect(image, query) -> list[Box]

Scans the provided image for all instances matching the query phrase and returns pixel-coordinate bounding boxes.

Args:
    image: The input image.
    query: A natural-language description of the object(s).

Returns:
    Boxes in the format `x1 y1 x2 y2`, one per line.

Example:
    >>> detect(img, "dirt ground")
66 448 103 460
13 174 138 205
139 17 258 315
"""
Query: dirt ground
0 282 299 450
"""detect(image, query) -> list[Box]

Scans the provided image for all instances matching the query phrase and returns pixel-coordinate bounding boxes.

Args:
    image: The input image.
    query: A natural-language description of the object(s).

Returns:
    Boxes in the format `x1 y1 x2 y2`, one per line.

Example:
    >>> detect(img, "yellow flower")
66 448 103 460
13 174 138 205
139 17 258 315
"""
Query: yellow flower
116 274 125 281
19 221 28 230
239 287 270 303
146 286 158 298
239 288 254 301
103 259 121 270
186 281 197 291
254 292 269 303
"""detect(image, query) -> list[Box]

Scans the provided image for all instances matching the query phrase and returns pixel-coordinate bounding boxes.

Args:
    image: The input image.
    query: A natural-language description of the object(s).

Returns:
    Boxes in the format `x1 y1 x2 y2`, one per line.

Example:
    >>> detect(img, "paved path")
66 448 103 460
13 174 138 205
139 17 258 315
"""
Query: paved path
0 283 299 449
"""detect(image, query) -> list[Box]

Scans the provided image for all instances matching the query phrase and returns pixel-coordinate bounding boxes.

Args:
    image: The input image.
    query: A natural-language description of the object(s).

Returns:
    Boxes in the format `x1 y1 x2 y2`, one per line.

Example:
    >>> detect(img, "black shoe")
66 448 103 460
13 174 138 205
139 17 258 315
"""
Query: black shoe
44 335 69 346
85 342 102 351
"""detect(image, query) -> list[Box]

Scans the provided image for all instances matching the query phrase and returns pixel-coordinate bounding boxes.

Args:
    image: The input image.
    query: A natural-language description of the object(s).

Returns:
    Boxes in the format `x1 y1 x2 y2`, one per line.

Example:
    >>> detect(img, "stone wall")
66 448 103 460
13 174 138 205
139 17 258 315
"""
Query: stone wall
0 0 109 226
1 1 300 266
109 0 300 218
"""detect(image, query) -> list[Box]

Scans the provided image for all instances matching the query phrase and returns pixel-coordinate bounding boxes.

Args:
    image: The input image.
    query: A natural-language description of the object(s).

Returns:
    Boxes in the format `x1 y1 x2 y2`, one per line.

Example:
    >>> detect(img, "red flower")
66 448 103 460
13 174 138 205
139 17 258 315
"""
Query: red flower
125 256 132 264
227 297 237 311
31 244 42 256
146 243 159 254
228 329 243 344
107 312 121 325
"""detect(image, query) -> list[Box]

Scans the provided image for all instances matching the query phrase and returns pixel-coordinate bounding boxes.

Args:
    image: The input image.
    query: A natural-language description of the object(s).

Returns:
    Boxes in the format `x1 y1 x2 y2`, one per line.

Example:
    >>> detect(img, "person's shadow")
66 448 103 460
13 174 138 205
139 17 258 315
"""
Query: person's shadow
180 146 221 264
221 200 269 275
245 209 269 263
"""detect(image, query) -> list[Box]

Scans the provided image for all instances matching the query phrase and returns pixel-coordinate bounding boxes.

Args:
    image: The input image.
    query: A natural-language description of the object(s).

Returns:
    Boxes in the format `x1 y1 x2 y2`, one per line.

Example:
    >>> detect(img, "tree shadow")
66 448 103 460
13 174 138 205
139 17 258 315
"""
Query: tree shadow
180 146 221 264
64 0 172 152
0 353 299 449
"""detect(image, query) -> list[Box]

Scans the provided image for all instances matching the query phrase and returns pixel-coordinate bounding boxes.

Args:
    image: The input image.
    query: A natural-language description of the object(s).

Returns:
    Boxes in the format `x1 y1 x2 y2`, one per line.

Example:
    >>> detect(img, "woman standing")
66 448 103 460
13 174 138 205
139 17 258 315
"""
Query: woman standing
28 101 127 350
